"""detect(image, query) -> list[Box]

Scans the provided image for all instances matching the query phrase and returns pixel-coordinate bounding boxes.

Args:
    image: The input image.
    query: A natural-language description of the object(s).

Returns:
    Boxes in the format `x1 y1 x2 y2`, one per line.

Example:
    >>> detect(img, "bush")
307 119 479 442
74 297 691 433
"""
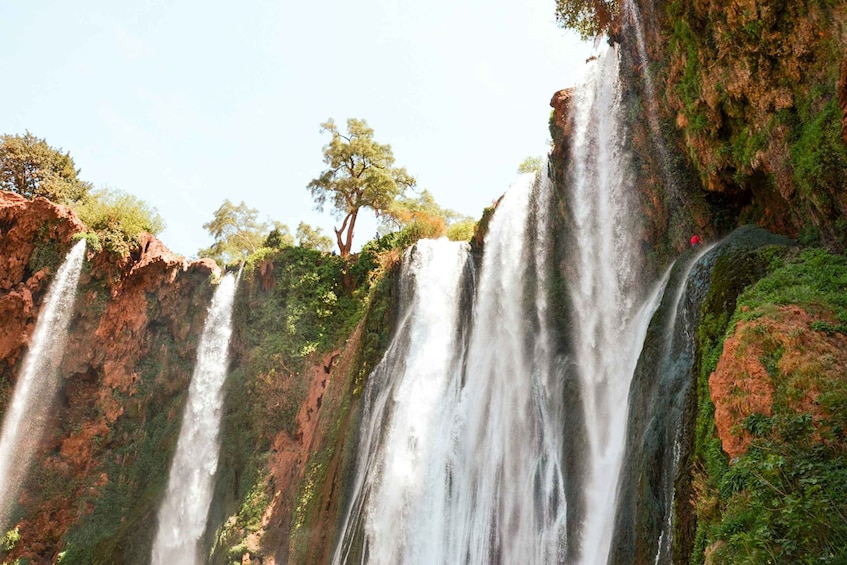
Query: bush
73 189 165 257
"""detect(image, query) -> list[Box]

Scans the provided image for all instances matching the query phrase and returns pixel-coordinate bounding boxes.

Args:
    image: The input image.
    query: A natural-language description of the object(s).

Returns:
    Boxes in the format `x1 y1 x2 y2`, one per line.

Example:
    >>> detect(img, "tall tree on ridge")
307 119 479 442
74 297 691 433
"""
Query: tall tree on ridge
307 118 415 257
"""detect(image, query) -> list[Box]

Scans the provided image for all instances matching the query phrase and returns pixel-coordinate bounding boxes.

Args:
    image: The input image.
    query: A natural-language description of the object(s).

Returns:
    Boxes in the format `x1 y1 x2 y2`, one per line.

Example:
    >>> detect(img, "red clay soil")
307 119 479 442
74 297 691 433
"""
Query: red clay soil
710 305 847 460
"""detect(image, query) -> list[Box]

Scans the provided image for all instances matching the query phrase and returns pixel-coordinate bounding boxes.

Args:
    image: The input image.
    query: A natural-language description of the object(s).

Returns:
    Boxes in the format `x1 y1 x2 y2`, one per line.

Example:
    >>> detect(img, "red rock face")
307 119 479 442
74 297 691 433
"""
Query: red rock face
550 88 574 140
0 190 217 561
0 192 86 376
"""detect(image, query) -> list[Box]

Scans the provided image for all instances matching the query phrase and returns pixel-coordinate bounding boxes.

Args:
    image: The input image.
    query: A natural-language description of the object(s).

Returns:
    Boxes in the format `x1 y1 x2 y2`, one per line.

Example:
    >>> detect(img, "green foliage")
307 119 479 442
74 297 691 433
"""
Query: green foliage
714 424 847 563
73 188 165 257
380 189 473 249
264 222 294 249
691 247 847 563
517 156 543 175
240 246 363 382
554 0 617 39
2 527 20 552
445 218 476 242
733 248 847 326
200 200 276 265
27 230 61 274
790 99 847 202
71 232 103 253
308 118 415 256
295 221 333 252
0 132 92 204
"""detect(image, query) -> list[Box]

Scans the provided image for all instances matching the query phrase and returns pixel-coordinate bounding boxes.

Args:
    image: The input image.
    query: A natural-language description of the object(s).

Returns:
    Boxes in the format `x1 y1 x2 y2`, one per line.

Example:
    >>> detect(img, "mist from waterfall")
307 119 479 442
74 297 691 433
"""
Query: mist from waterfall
0 240 86 533
334 172 566 564
564 47 655 564
332 42 673 565
151 273 237 565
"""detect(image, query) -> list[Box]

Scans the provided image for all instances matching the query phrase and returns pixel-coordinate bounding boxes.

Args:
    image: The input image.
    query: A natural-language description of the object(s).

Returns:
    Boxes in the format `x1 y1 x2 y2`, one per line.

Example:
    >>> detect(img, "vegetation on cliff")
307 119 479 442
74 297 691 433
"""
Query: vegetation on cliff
660 0 847 248
0 133 166 258
691 248 847 564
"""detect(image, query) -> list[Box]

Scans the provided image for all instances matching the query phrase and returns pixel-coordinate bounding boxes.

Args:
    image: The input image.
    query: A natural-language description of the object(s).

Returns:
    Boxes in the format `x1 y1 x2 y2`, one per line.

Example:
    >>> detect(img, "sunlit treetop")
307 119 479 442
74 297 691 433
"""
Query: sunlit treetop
555 0 618 40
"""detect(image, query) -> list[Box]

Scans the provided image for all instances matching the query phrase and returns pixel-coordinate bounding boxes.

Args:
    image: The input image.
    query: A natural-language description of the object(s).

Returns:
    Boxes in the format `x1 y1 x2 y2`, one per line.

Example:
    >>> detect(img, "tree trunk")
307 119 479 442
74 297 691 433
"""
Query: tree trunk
335 209 359 258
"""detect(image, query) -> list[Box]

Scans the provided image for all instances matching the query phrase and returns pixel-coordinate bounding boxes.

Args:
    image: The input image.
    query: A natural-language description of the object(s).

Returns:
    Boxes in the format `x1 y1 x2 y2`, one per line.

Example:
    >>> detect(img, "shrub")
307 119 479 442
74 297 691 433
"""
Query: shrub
73 188 165 257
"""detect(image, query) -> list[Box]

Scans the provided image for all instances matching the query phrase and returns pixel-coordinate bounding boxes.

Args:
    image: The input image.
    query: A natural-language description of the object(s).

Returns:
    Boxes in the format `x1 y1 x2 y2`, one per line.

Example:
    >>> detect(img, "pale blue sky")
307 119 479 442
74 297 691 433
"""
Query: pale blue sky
0 0 594 257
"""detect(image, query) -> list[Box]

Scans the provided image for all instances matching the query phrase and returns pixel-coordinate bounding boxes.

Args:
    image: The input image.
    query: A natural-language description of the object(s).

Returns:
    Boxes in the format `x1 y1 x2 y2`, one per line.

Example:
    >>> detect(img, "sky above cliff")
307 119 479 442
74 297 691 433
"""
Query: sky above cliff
0 0 594 257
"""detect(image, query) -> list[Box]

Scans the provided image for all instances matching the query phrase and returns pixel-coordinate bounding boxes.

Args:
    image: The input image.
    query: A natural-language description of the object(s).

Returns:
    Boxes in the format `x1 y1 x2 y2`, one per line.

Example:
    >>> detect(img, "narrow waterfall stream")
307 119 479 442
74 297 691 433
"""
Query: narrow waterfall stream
565 47 651 565
0 240 86 532
151 273 238 564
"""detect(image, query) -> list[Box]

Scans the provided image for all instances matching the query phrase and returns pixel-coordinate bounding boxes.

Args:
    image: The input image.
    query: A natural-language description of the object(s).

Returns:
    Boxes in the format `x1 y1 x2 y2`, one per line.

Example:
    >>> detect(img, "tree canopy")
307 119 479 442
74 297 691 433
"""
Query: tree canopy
200 199 275 265
555 0 617 40
0 132 92 203
517 156 544 175
264 222 295 249
307 118 415 257
296 222 333 252
381 189 476 245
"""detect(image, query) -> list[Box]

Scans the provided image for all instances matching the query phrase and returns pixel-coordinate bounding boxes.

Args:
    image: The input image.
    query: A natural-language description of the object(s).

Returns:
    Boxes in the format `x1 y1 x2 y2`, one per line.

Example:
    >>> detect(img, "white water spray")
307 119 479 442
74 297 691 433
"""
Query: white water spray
0 240 86 532
336 172 567 564
566 48 652 564
334 238 471 565
448 172 566 564
151 273 237 565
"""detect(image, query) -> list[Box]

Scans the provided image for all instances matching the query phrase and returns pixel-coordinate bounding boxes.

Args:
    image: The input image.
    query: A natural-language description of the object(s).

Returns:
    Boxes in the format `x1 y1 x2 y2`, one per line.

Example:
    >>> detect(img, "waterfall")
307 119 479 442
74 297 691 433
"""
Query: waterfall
0 240 86 532
151 273 238 565
334 238 472 565
564 47 653 565
625 0 680 205
335 172 568 564
334 40 680 565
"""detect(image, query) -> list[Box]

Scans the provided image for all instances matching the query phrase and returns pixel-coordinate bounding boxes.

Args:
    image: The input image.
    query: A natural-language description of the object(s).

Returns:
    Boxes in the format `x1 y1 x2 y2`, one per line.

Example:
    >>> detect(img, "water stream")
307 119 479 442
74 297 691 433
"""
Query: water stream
151 273 238 565
0 240 86 533
334 40 677 565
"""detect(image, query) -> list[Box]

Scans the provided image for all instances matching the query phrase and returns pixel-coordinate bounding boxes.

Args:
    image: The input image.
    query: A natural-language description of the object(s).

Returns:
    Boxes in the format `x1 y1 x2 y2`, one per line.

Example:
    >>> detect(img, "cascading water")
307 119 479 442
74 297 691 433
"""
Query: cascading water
334 39 681 565
334 238 473 565
0 240 86 532
151 272 238 565
335 172 568 564
564 47 655 565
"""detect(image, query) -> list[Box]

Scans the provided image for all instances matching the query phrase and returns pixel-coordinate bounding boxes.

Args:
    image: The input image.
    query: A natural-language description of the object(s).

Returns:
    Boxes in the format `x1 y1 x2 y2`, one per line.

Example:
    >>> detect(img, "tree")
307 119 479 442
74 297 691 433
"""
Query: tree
200 200 269 265
0 132 92 203
265 221 295 249
382 189 475 246
517 156 544 175
75 188 165 256
308 118 415 257
296 222 333 252
555 0 617 40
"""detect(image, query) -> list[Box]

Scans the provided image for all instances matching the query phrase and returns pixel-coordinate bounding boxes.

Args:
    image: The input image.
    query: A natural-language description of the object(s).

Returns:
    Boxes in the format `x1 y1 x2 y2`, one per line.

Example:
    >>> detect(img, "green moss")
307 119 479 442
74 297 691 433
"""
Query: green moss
790 99 847 203
690 247 847 563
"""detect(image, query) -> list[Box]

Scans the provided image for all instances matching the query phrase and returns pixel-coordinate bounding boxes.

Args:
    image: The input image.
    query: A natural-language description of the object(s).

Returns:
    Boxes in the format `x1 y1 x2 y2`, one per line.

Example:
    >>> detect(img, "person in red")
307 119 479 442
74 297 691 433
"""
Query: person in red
690 234 701 246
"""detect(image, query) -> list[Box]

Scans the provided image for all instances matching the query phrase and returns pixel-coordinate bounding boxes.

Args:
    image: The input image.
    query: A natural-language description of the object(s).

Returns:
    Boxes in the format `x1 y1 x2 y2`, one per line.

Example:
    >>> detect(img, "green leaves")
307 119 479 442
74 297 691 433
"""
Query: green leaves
74 188 165 257
199 199 292 266
308 118 416 256
0 132 92 204
554 0 618 40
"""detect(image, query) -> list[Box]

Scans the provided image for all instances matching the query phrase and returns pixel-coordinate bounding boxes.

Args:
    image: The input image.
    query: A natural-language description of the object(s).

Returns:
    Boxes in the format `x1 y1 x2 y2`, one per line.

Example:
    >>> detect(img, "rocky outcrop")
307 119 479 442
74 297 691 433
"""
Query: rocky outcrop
710 305 847 460
0 192 86 380
0 191 218 563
